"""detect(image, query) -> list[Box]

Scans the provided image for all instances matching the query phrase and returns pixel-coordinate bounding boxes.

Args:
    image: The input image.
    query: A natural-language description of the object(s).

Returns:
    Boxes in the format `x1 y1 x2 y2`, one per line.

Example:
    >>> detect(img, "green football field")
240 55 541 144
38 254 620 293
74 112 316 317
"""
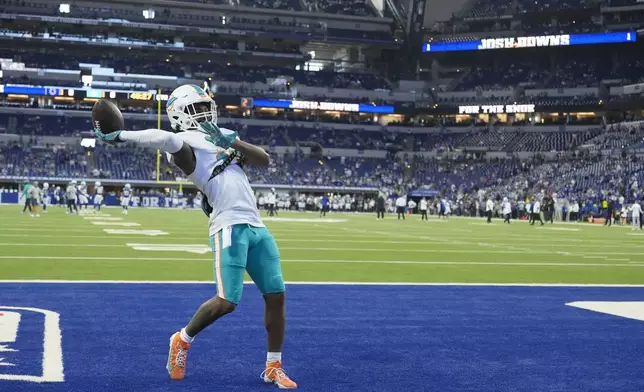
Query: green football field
0 205 643 284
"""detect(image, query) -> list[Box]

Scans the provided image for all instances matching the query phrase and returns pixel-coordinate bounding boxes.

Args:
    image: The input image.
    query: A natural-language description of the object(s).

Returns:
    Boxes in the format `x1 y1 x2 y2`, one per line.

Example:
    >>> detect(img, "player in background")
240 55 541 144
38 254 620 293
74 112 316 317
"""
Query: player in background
93 84 296 389
419 197 428 220
170 188 179 208
374 189 385 220
94 181 104 212
395 194 406 220
485 197 494 224
267 188 278 216
42 182 50 213
630 201 642 230
443 198 452 219
59 186 66 208
320 193 329 217
66 181 78 214
436 199 444 219
569 200 579 222
54 186 61 207
28 181 42 217
258 193 265 211
21 181 33 214
272 189 279 216
502 197 512 224
177 188 185 208
530 197 544 226
121 184 131 214
407 198 416 216
77 181 90 214
266 189 275 216
194 191 203 210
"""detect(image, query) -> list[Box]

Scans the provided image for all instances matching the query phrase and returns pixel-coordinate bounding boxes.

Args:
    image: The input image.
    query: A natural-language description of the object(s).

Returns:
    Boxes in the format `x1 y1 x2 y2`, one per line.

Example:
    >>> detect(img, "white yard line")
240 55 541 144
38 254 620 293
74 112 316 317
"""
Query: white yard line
0 242 639 259
0 233 640 249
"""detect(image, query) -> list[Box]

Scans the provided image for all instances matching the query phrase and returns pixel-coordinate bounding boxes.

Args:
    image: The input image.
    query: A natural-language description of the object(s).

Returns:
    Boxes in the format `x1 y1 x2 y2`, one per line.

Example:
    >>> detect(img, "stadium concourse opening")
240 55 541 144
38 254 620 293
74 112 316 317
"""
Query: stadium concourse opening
1 0 644 390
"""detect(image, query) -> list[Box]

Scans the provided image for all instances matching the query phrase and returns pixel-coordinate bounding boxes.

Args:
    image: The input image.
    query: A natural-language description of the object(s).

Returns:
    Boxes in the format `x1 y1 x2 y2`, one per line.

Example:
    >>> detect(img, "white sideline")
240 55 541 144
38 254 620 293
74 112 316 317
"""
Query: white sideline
0 280 643 287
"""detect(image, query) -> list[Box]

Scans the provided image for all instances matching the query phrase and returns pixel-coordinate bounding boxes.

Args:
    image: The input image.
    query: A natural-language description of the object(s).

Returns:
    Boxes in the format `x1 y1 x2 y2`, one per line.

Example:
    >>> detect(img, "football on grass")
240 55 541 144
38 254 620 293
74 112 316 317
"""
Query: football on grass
92 99 124 134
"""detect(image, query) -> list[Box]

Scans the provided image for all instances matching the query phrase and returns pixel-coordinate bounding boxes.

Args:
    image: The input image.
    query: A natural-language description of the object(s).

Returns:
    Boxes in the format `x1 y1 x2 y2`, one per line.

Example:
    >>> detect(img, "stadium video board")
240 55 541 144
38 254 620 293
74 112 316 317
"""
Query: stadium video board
422 31 636 53
251 99 395 114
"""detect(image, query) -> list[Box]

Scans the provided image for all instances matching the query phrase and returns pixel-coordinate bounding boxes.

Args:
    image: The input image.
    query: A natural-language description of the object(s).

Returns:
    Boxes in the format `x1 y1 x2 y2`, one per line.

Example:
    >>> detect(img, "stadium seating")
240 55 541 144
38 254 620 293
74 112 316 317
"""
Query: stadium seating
4 47 390 91
2 120 644 202
0 0 379 23
453 63 550 91
461 0 594 18
445 54 644 92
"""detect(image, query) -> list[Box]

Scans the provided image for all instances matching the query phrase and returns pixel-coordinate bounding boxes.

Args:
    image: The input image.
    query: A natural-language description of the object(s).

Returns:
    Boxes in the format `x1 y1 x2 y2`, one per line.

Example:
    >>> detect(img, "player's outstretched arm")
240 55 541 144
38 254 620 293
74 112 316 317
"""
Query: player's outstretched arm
232 139 270 166
198 122 269 166
94 128 197 175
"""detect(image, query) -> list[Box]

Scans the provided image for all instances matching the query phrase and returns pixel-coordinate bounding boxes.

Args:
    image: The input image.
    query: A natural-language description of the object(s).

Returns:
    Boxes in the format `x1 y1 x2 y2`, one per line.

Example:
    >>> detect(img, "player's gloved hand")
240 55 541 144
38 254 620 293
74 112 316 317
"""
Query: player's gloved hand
200 121 237 149
93 128 123 144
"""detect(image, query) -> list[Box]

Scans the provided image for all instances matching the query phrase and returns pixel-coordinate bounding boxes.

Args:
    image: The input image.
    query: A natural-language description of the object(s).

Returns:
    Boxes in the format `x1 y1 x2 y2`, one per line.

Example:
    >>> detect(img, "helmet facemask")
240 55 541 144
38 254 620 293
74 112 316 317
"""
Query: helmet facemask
169 99 217 133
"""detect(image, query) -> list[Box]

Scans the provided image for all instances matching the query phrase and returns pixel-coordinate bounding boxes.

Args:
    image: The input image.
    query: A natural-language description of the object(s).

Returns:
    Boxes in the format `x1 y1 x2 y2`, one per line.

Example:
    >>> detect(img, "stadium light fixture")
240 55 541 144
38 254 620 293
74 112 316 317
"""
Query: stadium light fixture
80 138 96 148
59 3 70 13
81 75 93 87
143 9 155 20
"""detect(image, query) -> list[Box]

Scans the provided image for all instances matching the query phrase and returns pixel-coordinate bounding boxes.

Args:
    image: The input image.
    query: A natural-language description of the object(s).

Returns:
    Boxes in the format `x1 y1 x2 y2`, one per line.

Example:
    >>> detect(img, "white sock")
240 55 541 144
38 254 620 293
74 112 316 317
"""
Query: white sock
267 352 282 363
180 328 194 344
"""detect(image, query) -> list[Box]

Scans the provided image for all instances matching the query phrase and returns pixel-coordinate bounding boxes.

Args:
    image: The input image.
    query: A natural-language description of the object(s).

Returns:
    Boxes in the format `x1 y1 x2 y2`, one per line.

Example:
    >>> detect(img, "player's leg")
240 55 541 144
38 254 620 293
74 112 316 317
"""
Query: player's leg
31 199 39 217
167 226 247 381
246 226 296 389
633 215 639 230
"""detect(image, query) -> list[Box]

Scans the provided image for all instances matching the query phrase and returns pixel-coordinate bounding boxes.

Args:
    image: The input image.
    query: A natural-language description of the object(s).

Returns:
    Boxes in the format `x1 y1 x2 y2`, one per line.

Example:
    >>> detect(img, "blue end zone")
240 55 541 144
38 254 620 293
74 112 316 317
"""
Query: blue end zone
0 284 642 392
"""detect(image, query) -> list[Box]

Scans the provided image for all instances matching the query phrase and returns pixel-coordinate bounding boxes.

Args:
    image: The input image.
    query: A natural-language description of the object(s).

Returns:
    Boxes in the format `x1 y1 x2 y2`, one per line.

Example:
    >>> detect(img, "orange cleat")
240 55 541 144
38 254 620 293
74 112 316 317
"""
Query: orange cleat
261 361 298 389
166 332 190 380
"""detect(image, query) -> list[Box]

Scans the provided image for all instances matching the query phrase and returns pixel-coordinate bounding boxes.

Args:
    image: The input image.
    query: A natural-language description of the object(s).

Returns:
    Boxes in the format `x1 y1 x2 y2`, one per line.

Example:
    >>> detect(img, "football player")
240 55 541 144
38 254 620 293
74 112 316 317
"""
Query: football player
28 181 42 217
93 84 296 388
94 181 104 212
121 184 131 214
20 181 33 215
66 181 79 214
42 182 50 213
54 186 61 207
78 181 90 214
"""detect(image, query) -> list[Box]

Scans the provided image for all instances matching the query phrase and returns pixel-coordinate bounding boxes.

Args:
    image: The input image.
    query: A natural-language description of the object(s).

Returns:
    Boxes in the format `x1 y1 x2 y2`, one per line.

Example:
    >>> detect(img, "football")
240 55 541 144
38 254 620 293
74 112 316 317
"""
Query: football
92 99 124 134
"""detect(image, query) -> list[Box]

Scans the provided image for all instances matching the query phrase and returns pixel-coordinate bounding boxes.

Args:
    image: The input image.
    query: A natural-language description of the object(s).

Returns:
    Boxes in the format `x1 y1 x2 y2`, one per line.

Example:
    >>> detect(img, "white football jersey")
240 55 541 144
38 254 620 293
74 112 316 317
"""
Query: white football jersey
177 129 264 236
